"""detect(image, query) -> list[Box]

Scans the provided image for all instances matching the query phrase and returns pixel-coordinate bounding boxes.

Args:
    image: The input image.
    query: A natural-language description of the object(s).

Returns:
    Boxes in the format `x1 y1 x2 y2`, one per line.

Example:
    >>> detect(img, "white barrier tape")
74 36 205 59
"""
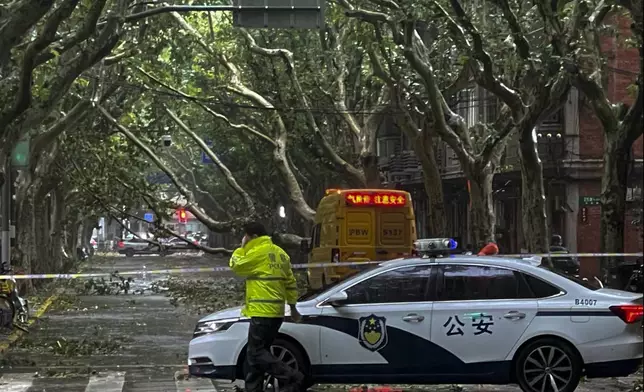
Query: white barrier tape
0 252 640 280
0 260 382 280
500 252 643 258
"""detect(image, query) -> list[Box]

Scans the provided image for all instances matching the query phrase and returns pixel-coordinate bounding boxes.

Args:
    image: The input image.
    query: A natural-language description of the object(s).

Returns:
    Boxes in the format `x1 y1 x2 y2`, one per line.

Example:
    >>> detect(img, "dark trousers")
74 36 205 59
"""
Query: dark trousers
245 317 303 392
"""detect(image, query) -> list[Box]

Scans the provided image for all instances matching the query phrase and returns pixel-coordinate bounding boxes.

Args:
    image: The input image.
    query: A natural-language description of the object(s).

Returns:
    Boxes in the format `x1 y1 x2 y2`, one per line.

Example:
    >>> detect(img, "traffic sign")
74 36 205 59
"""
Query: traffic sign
232 0 325 29
201 140 213 164
580 196 600 206
143 213 154 222
146 172 171 184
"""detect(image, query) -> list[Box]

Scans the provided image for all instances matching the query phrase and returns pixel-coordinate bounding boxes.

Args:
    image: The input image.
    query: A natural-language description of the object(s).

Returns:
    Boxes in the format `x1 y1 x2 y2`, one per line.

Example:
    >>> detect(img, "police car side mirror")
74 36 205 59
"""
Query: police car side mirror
323 291 348 307
300 239 311 253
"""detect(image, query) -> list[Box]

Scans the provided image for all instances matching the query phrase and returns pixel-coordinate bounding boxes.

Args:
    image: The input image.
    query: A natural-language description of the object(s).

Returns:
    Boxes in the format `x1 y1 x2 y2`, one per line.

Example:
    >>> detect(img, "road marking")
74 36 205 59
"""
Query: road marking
85 371 126 392
0 373 34 392
175 371 218 392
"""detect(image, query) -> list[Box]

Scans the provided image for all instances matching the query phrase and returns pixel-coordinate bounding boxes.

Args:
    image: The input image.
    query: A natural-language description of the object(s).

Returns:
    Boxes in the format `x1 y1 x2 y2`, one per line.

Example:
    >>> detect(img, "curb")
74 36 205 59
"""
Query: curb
0 261 90 355
0 287 64 354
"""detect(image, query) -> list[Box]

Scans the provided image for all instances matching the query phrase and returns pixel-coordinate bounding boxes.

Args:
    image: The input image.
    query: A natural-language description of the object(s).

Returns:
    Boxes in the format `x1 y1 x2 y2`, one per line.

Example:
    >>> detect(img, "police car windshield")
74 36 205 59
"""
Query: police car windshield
298 265 379 302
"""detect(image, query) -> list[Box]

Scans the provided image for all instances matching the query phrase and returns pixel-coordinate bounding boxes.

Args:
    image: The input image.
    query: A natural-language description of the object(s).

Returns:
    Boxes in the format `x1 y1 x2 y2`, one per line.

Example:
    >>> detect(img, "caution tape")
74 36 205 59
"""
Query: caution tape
0 252 641 280
499 252 643 258
0 260 382 280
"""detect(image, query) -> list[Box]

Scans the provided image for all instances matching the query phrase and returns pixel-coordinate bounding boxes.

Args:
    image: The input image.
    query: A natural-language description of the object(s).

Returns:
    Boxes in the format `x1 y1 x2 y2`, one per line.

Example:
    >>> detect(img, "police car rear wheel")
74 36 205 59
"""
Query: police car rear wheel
515 338 582 392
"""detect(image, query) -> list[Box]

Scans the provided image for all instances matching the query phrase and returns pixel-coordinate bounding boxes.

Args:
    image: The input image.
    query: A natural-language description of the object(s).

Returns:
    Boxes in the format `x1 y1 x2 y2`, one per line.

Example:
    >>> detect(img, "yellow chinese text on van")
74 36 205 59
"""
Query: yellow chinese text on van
303 189 417 289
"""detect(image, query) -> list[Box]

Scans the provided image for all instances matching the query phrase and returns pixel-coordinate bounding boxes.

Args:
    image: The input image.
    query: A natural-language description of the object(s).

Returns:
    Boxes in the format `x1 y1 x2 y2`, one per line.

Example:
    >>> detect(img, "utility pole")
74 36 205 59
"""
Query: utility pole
1 158 11 269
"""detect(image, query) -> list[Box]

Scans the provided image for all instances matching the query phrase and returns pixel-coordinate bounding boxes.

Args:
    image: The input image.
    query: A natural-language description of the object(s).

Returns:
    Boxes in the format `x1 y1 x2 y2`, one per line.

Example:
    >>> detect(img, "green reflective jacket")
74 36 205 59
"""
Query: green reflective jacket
229 236 298 318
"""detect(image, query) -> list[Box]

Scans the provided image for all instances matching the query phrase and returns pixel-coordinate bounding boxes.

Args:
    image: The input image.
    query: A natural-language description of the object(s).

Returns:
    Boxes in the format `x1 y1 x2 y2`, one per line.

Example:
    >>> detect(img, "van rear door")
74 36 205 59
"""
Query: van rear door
344 209 375 247
376 208 410 248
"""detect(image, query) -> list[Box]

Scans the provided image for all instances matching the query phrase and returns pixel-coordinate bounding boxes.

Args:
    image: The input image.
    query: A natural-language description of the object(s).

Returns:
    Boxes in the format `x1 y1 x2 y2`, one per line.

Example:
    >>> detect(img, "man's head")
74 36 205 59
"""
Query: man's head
241 222 268 246
551 234 563 246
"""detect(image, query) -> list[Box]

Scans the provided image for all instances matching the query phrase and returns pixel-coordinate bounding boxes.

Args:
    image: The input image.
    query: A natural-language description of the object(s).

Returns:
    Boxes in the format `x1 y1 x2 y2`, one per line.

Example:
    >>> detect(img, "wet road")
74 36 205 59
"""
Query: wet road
1 254 236 391
0 254 640 392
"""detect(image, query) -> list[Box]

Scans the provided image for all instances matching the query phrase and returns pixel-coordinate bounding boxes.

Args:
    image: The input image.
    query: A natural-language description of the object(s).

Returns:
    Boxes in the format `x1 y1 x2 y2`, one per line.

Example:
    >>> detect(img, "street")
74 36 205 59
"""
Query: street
0 255 640 392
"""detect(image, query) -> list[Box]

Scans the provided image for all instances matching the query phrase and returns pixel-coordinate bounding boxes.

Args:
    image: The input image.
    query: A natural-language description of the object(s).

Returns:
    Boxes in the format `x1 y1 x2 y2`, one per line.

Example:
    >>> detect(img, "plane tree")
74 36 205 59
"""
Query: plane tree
339 0 595 251
0 0 147 184
566 1 642 267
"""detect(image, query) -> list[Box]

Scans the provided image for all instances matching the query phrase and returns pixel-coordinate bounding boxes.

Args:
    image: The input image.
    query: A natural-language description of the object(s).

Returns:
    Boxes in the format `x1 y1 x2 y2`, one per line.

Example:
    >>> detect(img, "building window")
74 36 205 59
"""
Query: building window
377 137 400 157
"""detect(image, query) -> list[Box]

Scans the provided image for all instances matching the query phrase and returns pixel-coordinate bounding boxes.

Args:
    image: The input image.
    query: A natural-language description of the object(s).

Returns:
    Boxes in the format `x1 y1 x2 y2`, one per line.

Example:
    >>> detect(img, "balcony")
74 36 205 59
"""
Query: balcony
378 110 568 184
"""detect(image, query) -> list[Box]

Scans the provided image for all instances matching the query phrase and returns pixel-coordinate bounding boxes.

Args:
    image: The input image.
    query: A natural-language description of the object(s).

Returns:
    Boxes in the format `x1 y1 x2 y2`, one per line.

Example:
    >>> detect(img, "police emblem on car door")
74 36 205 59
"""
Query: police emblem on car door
358 314 388 351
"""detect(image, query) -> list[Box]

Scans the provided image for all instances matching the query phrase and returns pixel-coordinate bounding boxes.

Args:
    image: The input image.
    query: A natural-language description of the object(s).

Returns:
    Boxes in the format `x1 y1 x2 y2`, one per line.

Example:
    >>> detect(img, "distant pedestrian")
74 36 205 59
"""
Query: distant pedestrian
550 234 568 252
549 234 578 274
229 222 304 392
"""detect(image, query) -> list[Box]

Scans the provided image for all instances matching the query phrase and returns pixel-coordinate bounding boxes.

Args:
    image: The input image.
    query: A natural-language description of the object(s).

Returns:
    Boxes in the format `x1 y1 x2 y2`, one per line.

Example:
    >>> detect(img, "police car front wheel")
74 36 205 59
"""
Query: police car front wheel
514 337 582 392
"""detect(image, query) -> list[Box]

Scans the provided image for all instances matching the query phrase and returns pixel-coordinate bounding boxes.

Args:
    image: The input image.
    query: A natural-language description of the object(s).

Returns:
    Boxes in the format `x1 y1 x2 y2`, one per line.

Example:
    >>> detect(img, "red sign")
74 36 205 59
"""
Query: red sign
345 192 407 207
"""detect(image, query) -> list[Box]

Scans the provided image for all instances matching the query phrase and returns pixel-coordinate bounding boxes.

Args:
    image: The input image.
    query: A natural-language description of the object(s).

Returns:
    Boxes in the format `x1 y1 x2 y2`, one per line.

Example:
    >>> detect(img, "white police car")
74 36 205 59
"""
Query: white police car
188 240 643 392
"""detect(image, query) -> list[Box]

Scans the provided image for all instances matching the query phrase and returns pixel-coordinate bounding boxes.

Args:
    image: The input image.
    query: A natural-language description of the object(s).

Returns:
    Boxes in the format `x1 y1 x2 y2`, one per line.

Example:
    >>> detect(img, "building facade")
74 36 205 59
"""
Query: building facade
376 19 643 274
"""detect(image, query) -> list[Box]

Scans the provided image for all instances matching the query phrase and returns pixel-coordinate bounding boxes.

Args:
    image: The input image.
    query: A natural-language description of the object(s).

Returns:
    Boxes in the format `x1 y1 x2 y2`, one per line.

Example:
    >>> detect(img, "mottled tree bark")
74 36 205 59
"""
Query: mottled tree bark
360 153 381 188
600 131 631 273
465 166 495 247
518 128 551 258
416 131 447 237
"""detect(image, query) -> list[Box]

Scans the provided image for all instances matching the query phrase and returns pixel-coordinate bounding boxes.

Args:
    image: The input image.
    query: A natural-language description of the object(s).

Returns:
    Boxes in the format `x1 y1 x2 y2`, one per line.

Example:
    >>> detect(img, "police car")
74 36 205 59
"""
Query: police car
188 239 643 392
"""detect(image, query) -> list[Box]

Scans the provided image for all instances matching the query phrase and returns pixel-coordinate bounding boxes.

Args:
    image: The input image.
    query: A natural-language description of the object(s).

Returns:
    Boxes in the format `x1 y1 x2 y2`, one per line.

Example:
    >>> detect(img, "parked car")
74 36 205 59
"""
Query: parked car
166 237 199 251
116 237 164 257
188 245 643 392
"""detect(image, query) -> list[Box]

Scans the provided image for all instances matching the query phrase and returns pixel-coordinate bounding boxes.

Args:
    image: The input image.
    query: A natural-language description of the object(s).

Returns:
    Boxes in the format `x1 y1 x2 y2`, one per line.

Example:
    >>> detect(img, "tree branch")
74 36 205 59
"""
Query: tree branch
447 0 524 116
1 0 80 127
0 0 55 66
240 28 367 187
169 12 316 222
135 66 277 146
488 0 533 62
622 78 644 146
97 104 238 232
34 0 109 67
164 106 257 217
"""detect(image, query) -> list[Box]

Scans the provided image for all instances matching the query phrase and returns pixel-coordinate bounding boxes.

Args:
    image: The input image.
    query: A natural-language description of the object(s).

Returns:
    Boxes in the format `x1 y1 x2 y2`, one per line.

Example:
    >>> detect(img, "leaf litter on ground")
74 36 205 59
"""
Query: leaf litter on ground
150 271 310 315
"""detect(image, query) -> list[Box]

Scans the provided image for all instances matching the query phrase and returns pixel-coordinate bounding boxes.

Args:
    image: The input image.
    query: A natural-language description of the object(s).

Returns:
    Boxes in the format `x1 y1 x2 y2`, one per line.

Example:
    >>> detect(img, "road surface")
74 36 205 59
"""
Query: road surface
0 255 640 392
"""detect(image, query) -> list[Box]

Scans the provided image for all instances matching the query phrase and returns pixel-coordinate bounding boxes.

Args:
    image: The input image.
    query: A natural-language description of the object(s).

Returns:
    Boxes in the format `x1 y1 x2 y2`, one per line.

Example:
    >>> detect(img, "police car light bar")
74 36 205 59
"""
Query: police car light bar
414 238 458 257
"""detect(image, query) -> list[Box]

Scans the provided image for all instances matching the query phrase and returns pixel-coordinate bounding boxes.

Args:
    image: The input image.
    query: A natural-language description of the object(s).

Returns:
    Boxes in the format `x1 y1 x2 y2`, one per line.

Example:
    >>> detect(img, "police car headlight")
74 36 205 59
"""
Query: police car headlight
193 318 239 338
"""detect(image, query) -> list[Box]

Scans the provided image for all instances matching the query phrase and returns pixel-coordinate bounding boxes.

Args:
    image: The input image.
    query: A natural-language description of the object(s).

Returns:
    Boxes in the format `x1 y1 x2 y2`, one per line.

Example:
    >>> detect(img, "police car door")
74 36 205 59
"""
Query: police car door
318 264 435 380
430 263 538 374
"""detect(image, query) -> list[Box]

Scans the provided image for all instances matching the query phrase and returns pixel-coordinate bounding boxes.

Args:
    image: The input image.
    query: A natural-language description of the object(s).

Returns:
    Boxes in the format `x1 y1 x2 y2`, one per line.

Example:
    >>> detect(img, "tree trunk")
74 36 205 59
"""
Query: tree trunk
600 131 630 275
415 132 447 237
360 152 381 188
518 129 550 259
81 217 96 254
50 185 65 271
466 166 495 248
65 213 80 259
15 190 36 293
33 195 49 278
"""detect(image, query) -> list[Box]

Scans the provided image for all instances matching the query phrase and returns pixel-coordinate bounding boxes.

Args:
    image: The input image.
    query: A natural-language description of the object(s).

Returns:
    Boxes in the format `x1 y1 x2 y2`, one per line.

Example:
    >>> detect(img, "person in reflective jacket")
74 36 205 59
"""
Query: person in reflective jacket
229 222 304 392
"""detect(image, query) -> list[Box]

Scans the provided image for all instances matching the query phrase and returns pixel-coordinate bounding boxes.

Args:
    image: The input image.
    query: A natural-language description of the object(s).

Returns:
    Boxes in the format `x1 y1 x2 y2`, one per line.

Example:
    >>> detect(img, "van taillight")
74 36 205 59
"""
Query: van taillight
609 304 644 324
118 241 125 249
